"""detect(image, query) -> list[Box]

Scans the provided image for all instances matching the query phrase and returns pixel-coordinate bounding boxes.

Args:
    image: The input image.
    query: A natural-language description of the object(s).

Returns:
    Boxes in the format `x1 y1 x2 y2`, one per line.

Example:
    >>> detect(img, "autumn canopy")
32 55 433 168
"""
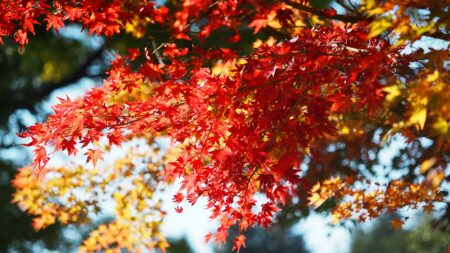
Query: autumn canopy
4 0 449 252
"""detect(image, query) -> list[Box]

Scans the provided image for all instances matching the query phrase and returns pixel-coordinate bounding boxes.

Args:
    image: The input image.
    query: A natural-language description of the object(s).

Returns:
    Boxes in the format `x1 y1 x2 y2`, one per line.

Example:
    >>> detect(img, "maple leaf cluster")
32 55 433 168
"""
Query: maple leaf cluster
6 0 450 252
0 0 167 45
308 176 443 224
18 24 398 245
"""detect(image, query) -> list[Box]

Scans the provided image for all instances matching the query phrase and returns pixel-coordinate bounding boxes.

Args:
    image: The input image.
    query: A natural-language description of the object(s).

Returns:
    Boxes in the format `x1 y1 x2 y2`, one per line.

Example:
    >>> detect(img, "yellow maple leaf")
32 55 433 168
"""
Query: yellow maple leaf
420 157 437 174
426 70 439 82
409 107 427 130
383 85 402 103
308 192 327 209
369 18 392 38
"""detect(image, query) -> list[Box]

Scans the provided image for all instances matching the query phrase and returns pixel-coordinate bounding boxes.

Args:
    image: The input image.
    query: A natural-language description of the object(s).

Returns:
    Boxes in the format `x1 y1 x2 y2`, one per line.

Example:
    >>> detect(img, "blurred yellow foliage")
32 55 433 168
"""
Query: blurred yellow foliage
13 140 171 253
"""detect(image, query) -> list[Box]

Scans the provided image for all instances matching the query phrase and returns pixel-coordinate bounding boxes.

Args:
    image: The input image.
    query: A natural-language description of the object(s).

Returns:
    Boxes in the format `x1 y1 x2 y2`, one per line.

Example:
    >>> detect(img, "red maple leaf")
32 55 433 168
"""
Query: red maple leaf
232 234 246 253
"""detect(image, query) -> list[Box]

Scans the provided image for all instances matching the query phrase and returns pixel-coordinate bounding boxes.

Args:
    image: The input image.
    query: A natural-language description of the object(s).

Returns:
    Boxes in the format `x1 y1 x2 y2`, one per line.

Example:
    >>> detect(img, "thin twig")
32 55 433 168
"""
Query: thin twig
151 39 165 66
150 0 222 56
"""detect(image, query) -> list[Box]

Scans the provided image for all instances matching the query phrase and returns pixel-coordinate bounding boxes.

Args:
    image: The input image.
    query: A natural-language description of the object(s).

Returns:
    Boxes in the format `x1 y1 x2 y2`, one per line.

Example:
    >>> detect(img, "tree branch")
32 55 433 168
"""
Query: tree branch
335 0 357 13
281 0 372 23
424 30 450 41
13 44 107 113
36 44 106 97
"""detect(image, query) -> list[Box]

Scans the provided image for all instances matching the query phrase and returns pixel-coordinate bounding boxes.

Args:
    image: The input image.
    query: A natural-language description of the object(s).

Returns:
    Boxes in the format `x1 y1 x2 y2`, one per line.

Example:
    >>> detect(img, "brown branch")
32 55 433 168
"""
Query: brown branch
151 39 165 66
0 142 18 149
35 44 107 98
281 0 372 23
12 44 107 113
424 30 450 41
335 0 357 13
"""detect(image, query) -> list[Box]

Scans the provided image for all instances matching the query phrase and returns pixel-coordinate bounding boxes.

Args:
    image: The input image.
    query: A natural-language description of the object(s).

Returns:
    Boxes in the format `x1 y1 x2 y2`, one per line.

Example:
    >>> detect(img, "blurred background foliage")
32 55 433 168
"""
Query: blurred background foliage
0 25 99 252
350 215 450 253
0 24 145 252
214 224 310 253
